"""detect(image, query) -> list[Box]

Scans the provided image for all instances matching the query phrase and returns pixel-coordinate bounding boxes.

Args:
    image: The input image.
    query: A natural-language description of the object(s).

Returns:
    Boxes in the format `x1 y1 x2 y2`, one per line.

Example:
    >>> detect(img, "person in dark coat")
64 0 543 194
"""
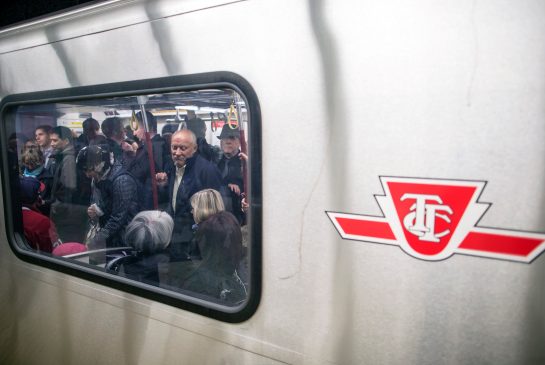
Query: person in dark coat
216 124 247 224
185 110 220 163
77 145 140 249
76 118 106 148
49 126 87 243
100 117 135 163
126 111 171 210
155 130 222 261
8 132 29 175
163 206 247 305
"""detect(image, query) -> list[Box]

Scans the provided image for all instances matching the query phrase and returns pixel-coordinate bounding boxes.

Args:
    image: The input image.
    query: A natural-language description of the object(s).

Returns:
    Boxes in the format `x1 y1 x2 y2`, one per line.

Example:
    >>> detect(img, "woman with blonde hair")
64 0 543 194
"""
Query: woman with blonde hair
165 189 247 304
190 188 225 224
21 147 53 215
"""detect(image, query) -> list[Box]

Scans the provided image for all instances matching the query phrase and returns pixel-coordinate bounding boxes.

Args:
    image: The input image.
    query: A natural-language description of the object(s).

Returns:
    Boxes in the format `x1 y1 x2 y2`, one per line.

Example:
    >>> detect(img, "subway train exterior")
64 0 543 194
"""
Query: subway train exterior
1 0 544 364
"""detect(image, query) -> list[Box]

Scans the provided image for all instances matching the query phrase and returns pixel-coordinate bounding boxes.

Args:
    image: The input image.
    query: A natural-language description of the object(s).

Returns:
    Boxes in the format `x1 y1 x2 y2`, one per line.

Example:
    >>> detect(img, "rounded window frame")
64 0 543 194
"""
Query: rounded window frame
0 72 262 322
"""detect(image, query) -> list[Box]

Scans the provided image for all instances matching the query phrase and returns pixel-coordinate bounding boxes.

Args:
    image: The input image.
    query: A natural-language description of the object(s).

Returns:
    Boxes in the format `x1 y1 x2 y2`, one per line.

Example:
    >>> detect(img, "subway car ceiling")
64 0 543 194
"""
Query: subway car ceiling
11 88 247 121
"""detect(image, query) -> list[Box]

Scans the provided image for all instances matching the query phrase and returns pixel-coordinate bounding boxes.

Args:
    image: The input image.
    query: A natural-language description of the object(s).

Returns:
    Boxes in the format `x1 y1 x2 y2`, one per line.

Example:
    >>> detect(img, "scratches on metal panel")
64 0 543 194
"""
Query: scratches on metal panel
0 0 248 56
280 0 347 282
467 0 479 107
278 149 329 281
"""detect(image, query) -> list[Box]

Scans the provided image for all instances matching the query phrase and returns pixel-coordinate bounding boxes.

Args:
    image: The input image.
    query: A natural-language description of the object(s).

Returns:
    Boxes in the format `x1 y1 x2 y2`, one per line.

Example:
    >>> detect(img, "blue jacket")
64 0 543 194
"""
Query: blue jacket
166 153 222 260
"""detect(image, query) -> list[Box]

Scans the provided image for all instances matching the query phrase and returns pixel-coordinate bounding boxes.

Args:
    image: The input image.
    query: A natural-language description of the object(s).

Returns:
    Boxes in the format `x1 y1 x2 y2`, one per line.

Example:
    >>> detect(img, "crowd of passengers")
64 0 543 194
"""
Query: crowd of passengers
11 111 249 304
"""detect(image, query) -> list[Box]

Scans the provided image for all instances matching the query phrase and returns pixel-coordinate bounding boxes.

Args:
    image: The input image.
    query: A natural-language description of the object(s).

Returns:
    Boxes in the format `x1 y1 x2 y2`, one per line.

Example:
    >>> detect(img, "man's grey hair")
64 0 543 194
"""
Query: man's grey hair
124 211 174 253
172 129 197 145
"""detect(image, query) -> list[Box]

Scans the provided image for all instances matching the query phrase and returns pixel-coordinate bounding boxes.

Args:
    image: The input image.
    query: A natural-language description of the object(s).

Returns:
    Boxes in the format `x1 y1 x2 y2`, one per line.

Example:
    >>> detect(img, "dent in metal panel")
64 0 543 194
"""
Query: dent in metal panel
277 0 348 281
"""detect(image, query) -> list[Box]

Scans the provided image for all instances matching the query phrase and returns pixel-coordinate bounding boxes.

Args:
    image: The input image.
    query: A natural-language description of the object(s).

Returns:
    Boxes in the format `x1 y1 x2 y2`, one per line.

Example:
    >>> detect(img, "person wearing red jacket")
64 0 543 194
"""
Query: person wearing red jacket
20 176 60 253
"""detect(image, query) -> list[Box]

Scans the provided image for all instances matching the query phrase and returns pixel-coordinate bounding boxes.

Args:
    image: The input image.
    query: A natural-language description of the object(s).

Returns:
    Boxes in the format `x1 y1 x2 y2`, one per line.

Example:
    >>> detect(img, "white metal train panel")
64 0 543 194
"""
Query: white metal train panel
0 0 544 364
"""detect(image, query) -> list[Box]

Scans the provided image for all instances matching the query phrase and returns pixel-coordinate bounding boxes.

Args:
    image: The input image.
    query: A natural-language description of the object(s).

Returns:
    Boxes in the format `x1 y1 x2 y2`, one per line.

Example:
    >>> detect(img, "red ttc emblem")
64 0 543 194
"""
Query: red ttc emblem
327 177 545 262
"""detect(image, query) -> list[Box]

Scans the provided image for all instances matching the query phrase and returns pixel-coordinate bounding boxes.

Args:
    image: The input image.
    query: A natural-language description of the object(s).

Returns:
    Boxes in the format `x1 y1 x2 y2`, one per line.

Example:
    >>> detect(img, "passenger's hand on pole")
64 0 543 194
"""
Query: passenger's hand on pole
228 183 241 195
156 172 168 186
88 205 97 220
241 196 249 213
239 152 248 162
121 141 135 155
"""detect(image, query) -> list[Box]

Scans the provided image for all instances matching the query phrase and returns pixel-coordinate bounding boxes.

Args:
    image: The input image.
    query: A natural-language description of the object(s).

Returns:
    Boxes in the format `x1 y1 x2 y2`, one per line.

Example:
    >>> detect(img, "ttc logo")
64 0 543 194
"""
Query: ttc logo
327 177 545 262
402 193 453 243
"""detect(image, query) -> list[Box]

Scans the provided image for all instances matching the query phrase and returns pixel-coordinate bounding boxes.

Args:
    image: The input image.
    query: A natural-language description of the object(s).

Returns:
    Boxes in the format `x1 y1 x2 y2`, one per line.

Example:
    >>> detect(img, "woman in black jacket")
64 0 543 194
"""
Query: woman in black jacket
163 189 247 305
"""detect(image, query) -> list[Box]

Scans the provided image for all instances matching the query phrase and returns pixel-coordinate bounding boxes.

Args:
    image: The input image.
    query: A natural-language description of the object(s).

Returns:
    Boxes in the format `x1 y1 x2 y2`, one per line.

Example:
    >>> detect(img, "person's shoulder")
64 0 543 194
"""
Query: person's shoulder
151 134 166 142
92 135 107 143
111 164 134 182
190 153 206 167
111 173 138 195
196 154 220 171
38 168 54 179
105 138 115 145
23 208 50 222
64 144 76 153
202 210 240 228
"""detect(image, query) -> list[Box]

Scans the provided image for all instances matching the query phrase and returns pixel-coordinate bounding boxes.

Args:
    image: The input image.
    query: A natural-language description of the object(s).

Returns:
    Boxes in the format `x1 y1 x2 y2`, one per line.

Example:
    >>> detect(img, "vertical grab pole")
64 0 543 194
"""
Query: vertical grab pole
137 95 159 210
234 95 248 200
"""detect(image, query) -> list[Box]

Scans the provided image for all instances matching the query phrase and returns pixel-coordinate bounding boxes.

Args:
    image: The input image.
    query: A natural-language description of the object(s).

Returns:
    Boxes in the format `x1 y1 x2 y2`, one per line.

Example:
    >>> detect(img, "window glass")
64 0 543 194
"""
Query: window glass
4 87 253 310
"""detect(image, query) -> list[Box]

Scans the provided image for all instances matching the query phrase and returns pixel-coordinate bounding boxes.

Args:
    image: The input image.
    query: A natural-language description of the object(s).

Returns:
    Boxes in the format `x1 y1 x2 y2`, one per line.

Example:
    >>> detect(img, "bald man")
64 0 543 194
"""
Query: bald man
156 129 222 261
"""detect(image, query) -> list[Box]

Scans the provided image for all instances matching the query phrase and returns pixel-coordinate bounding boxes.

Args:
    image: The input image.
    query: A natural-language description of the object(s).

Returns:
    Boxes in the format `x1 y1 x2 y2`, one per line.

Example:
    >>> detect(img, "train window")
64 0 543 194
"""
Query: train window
1 74 261 321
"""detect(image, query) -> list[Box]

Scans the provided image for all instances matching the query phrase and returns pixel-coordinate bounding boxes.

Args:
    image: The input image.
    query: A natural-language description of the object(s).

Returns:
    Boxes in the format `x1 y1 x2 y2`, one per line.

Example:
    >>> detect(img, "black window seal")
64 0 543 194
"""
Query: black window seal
0 71 262 323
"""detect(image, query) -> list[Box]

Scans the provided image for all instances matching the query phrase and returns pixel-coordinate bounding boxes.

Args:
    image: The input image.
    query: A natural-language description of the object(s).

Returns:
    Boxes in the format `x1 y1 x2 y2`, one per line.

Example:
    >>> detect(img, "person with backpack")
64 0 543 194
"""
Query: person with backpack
76 145 140 249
